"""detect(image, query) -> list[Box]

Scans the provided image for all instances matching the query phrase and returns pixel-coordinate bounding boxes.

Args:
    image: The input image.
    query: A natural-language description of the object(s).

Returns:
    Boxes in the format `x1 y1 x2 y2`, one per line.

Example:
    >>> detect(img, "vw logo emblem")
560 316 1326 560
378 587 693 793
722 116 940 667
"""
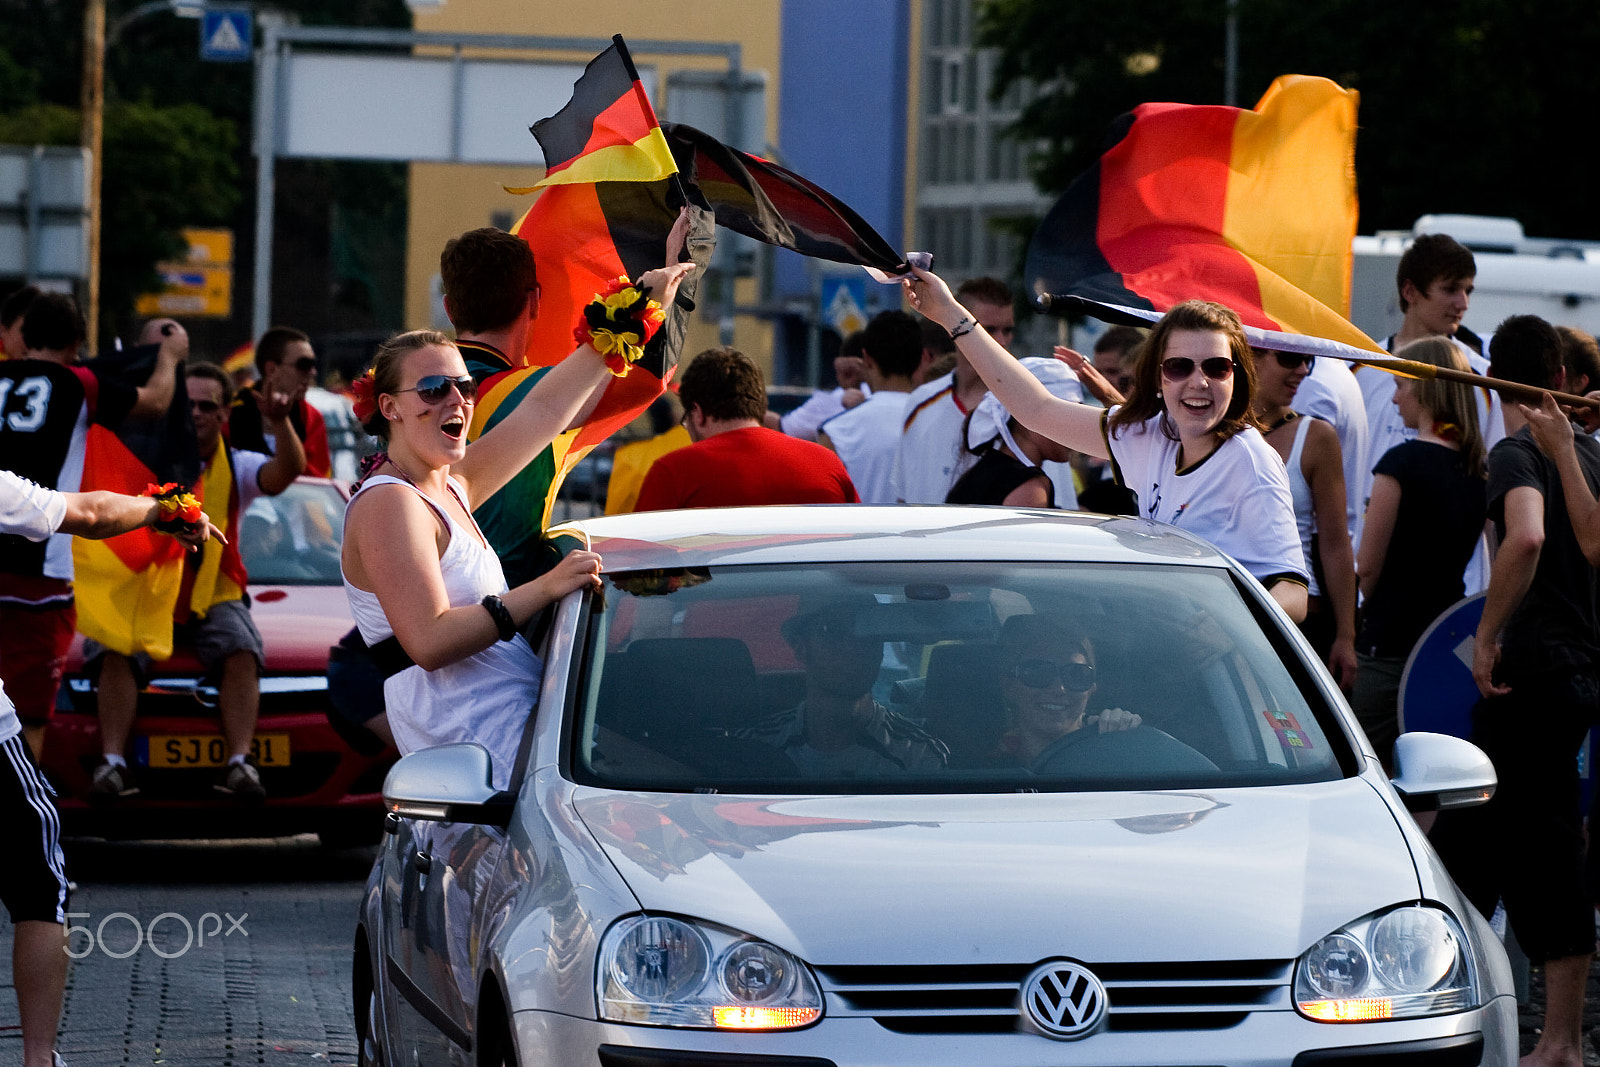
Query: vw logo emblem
1020 960 1109 1040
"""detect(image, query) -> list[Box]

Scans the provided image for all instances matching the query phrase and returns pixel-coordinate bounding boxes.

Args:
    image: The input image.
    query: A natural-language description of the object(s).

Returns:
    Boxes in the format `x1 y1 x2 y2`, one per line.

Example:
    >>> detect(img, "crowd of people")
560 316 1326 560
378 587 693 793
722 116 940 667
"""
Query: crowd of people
7 218 1600 1065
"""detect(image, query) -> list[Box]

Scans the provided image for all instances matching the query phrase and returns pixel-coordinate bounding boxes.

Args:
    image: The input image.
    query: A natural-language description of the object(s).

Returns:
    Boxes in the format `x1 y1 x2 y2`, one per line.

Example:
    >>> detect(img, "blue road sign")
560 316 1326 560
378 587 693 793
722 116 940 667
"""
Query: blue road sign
819 276 868 337
1400 592 1599 803
1397 593 1484 740
200 9 253 62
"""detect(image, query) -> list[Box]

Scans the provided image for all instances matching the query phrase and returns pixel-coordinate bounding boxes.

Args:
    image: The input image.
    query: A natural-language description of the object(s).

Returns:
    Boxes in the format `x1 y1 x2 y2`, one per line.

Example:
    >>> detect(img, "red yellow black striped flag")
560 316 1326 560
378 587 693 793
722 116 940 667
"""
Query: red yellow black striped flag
528 35 678 189
72 346 201 658
1026 75 1383 359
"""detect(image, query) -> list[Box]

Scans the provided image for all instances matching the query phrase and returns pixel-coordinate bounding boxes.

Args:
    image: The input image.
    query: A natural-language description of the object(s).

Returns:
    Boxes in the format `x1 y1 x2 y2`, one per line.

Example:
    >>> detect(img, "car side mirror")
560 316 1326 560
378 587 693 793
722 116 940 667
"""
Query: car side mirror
382 743 513 827
1389 732 1496 812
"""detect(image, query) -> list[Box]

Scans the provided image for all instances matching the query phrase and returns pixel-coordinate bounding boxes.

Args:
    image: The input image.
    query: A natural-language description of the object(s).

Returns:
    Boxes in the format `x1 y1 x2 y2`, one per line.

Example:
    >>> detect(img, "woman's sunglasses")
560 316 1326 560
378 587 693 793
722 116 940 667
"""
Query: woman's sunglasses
1010 659 1096 692
1160 357 1236 383
394 374 478 405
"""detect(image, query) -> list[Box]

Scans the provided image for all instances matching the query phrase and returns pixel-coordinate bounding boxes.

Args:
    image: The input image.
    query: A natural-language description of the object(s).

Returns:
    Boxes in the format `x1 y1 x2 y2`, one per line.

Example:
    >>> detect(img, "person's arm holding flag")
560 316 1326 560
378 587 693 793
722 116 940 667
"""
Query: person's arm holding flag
905 266 1110 458
456 261 694 509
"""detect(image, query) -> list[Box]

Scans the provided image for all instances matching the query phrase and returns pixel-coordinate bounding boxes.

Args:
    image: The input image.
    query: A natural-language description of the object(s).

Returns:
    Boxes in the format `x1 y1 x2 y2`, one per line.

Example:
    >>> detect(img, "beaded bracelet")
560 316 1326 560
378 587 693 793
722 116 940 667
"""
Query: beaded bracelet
142 482 204 536
574 276 668 377
481 594 517 642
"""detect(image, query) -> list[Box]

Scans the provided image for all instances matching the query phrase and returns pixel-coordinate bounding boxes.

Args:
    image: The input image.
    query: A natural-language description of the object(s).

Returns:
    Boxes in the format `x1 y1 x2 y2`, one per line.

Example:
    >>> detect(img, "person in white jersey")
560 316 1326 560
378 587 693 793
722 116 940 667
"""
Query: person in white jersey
820 310 921 504
0 469 214 1067
904 266 1308 622
1354 233 1501 592
339 260 691 790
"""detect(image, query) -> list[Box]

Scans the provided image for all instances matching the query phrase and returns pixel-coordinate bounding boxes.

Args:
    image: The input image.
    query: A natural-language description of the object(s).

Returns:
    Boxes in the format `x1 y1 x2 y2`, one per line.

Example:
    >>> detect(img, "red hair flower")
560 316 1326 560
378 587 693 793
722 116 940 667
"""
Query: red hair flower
350 367 379 425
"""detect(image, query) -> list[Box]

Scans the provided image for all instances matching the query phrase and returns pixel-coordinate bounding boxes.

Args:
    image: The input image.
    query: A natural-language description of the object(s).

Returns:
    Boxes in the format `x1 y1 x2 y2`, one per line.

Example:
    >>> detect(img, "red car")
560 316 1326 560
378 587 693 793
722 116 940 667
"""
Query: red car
43 476 394 844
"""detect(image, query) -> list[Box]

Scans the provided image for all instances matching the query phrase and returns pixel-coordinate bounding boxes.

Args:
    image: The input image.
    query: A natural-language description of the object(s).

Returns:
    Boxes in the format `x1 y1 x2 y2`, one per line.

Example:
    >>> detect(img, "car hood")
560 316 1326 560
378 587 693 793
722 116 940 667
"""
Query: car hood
572 777 1420 964
249 583 352 673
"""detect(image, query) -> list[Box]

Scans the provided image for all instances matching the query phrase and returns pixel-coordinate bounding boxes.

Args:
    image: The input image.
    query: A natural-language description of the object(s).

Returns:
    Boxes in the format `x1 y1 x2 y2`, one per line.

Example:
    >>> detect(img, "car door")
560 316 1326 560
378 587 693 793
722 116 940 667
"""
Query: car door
384 816 506 1062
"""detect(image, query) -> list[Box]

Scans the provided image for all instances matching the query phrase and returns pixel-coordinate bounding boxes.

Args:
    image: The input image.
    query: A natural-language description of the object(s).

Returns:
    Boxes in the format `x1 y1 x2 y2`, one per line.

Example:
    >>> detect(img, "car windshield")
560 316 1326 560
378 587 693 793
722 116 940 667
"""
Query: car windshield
239 481 346 586
569 562 1355 794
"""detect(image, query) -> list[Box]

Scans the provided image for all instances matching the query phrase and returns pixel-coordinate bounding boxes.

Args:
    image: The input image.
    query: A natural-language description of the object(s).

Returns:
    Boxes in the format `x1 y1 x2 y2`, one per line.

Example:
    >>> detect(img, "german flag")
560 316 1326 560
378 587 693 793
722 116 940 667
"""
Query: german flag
528 35 677 189
661 123 905 274
1026 74 1382 360
72 346 200 659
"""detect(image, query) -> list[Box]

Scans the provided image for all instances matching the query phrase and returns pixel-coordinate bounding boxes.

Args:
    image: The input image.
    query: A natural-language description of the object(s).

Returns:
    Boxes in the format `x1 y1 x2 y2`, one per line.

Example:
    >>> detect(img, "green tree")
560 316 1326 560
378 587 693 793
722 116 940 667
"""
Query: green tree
0 99 240 338
0 0 411 342
979 0 1600 240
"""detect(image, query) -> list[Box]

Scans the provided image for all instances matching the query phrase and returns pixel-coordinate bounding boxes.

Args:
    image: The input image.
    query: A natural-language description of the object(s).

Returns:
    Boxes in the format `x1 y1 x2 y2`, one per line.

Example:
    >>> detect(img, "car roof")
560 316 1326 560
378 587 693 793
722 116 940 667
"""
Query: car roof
554 506 1234 572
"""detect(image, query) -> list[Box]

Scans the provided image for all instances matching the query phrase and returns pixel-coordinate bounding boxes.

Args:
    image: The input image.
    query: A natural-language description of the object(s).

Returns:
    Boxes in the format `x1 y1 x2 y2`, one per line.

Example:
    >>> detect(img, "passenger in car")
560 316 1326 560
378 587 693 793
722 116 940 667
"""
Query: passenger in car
992 614 1141 767
736 598 949 776
340 257 692 789
904 267 1310 623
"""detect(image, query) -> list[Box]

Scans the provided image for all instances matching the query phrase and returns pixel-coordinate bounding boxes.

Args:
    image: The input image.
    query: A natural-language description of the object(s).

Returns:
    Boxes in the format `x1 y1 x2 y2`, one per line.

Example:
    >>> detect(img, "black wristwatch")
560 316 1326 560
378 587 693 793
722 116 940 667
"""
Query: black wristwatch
481 594 517 641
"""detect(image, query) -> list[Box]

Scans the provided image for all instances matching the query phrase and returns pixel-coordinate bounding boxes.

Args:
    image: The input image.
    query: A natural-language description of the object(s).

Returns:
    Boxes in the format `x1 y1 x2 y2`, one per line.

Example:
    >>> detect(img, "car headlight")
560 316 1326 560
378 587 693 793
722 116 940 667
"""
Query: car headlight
1295 905 1478 1021
598 915 823 1030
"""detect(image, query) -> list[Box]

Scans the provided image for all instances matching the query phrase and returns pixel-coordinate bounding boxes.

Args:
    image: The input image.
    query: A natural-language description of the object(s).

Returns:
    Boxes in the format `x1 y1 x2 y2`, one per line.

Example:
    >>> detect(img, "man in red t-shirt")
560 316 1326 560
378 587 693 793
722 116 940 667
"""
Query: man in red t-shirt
635 347 858 512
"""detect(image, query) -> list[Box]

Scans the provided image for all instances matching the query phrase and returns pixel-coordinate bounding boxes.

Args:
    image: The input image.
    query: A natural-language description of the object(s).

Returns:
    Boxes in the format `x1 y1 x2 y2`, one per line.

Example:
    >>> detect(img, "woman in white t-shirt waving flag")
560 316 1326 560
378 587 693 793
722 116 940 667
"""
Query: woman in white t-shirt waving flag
904 266 1308 622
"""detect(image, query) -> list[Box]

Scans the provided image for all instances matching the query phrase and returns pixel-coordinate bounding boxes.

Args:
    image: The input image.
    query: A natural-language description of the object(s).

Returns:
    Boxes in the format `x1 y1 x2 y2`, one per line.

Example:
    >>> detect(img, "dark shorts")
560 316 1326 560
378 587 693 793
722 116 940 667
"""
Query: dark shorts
1431 664 1600 962
83 598 264 684
0 733 69 924
0 576 76 726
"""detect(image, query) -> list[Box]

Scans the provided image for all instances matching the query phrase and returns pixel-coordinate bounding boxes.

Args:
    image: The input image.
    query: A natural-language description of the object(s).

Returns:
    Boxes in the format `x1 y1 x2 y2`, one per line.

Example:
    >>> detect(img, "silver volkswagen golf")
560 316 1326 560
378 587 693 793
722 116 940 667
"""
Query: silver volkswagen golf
355 507 1515 1067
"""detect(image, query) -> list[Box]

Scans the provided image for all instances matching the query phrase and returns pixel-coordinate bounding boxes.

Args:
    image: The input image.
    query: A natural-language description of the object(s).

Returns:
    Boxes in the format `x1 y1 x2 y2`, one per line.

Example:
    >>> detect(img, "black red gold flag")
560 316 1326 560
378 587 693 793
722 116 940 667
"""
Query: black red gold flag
1026 74 1383 360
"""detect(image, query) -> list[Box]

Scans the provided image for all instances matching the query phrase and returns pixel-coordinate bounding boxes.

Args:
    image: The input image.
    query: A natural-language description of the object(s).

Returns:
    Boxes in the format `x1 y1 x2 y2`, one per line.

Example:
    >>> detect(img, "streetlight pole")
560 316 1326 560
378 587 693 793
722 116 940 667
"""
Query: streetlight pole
1223 0 1239 107
81 0 105 353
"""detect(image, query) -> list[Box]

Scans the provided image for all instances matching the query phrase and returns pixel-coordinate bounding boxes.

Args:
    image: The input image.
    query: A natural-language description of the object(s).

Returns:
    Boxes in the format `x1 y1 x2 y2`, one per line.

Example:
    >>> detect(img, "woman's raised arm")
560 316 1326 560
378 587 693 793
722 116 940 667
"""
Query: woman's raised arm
455 260 696 507
904 266 1110 459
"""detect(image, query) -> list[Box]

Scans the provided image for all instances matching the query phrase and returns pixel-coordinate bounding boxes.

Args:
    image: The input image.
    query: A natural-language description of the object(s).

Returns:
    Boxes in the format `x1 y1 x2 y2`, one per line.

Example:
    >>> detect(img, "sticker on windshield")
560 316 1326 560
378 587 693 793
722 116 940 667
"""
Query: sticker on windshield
1263 709 1301 732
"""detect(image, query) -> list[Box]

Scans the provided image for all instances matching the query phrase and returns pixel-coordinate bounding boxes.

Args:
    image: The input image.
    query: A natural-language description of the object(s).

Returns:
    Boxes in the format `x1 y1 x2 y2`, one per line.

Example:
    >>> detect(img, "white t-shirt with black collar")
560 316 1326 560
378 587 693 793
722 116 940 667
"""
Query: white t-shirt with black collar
1104 410 1308 587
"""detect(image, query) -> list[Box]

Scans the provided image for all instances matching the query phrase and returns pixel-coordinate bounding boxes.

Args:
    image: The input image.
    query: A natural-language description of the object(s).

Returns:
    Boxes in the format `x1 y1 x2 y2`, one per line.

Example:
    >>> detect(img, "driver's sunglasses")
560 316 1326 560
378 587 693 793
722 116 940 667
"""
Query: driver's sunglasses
1010 659 1096 692
1160 356 1236 382
394 374 478 405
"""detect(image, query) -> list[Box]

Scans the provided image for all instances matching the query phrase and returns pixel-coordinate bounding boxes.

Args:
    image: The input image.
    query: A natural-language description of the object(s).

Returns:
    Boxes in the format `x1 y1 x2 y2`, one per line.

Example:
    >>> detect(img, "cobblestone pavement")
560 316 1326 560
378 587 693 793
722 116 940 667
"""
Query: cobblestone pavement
0 835 374 1067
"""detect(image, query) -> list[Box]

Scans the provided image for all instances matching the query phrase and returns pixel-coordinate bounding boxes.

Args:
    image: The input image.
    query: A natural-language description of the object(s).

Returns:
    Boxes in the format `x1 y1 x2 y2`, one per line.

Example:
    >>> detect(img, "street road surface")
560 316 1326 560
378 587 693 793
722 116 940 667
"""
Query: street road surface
0 835 373 1066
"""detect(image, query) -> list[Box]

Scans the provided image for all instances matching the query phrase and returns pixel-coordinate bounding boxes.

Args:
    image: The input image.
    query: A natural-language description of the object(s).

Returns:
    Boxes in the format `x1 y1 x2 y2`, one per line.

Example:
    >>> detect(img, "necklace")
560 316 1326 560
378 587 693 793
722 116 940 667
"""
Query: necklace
383 455 423 487
1265 410 1299 433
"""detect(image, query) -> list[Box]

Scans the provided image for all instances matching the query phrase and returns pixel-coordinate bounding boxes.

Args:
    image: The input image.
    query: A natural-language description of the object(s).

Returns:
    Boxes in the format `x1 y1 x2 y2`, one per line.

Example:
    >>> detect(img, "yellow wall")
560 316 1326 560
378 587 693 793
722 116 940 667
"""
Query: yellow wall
403 3 781 374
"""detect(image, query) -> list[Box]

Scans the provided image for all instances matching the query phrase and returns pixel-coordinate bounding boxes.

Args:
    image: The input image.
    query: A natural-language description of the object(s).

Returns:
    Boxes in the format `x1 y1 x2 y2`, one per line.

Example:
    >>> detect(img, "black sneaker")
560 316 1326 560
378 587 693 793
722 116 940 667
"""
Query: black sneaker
88 760 138 804
215 759 266 803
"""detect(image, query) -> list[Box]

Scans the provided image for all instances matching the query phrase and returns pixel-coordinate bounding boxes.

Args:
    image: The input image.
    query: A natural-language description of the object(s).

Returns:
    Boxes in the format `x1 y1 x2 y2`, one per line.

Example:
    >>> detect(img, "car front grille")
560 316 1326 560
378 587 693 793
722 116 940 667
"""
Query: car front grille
816 959 1291 1034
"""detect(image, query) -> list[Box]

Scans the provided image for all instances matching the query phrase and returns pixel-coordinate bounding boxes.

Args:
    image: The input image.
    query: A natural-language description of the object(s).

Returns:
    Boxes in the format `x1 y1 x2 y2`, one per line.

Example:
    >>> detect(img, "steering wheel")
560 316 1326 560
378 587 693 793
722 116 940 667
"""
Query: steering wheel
1030 724 1219 779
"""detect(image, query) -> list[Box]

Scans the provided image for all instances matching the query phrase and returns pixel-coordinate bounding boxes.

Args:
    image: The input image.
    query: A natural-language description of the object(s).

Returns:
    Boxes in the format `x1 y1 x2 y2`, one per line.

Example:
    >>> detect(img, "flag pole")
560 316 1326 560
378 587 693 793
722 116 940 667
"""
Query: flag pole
1033 293 1598 409
1345 355 1600 410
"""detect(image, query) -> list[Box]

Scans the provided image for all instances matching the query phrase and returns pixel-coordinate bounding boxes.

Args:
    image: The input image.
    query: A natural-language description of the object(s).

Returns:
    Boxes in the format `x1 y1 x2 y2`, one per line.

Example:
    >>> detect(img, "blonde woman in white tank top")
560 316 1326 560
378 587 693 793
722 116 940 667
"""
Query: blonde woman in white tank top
339 260 692 785
1250 348 1359 694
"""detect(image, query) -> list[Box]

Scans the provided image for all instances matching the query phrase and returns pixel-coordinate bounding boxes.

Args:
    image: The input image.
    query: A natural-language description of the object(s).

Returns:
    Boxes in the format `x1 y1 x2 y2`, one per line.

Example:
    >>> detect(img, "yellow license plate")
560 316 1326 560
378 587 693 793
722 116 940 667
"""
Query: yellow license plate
145 733 291 768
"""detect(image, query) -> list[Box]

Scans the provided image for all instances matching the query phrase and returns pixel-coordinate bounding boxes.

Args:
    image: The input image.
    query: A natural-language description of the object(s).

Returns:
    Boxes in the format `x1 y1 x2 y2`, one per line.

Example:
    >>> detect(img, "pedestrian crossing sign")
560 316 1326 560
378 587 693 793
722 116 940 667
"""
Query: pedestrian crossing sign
200 9 253 62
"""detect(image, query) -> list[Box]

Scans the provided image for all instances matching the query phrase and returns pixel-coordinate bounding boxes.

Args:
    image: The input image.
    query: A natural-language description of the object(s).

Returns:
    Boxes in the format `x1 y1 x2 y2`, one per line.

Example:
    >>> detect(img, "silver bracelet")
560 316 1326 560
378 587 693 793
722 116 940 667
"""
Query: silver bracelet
948 316 976 340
